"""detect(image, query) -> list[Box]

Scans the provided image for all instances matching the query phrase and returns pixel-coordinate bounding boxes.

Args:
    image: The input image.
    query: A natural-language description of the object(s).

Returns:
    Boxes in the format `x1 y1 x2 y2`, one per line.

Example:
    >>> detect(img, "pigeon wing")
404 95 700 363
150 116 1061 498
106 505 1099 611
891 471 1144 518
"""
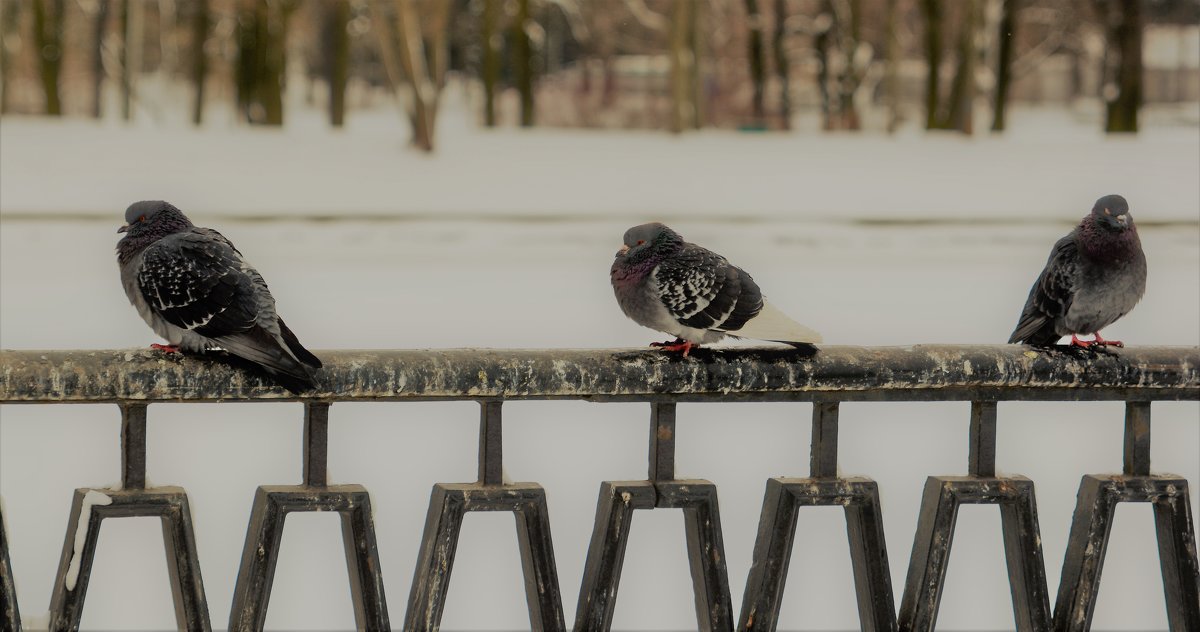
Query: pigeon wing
1009 235 1079 343
137 231 259 338
653 246 753 330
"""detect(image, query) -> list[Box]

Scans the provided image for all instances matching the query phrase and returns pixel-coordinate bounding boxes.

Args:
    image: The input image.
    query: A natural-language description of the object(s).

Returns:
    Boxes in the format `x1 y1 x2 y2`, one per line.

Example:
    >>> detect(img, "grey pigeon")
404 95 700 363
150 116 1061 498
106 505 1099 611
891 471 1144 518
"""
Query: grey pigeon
1008 194 1147 348
117 201 322 392
610 222 821 356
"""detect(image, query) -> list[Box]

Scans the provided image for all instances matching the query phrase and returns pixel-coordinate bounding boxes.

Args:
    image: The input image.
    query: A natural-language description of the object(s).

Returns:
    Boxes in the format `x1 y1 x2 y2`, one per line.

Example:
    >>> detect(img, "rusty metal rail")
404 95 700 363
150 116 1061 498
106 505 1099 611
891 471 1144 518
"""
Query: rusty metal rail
0 345 1198 631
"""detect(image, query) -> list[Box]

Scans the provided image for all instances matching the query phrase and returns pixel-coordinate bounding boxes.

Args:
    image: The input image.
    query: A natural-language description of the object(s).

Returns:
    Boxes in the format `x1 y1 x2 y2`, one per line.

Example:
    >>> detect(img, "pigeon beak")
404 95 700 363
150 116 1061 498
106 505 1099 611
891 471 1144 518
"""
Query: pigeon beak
117 224 131 233
1116 214 1128 226
617 245 630 256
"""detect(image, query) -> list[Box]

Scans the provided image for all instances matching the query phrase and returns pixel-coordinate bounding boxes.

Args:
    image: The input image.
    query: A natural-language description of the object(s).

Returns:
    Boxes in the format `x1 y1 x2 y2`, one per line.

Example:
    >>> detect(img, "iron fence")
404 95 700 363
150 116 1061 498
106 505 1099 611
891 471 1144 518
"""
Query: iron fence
0 345 1197 631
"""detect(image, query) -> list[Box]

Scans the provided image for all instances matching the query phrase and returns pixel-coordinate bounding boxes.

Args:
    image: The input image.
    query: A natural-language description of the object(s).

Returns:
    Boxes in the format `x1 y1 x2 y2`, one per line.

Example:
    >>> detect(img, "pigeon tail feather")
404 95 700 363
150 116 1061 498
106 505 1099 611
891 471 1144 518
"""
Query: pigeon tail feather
215 326 318 392
730 301 822 344
278 317 323 368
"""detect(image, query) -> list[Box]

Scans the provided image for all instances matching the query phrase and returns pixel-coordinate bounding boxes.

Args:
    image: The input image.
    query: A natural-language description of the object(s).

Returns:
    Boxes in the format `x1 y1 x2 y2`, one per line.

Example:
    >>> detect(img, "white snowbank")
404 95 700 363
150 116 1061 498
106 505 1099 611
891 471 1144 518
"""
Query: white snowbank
1 107 1196 223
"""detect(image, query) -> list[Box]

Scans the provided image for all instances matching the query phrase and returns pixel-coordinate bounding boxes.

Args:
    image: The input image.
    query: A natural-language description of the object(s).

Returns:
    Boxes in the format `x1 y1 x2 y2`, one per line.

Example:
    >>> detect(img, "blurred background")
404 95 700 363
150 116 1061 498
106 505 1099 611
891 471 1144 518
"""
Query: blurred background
1 0 1198 630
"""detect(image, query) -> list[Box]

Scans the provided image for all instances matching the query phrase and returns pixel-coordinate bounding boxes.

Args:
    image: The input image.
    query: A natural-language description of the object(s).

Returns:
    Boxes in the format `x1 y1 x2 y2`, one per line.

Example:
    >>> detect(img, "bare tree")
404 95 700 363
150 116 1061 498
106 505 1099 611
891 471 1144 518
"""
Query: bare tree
120 0 144 121
1097 0 1140 133
745 0 767 125
191 0 210 126
883 0 901 132
323 0 350 127
991 0 1017 131
816 0 866 130
481 0 500 126
0 0 17 114
32 0 64 116
513 0 535 126
921 0 980 133
773 0 791 130
88 1 110 118
374 0 452 151
669 0 698 133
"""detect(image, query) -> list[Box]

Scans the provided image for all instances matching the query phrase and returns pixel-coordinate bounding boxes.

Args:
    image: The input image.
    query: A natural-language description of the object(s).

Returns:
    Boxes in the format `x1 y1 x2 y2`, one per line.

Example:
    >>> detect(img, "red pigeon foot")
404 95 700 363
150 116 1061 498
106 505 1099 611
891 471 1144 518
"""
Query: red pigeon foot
150 343 180 353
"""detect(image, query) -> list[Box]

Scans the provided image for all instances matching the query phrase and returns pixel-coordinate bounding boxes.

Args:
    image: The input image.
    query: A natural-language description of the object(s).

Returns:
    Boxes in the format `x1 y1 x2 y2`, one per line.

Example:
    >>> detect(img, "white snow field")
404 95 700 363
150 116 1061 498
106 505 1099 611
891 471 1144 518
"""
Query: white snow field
1 107 1198 631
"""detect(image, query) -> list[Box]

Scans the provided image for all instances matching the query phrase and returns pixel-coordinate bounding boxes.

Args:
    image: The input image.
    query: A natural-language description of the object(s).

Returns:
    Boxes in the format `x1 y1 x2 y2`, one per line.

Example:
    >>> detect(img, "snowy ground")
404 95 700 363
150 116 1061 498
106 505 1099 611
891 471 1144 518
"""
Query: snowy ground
1 108 1198 631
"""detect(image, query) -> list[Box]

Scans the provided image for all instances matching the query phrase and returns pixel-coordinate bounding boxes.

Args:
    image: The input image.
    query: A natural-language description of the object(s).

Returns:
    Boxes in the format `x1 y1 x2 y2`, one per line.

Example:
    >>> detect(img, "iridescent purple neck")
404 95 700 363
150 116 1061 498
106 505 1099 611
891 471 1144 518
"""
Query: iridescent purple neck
1077 215 1140 263
611 252 665 286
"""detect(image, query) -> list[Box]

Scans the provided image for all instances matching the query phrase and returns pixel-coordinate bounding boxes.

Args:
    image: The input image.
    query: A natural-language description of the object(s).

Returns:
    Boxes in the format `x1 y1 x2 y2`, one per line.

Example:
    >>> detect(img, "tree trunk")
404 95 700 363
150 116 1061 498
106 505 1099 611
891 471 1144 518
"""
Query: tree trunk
121 0 143 121
773 0 791 130
0 0 15 114
884 0 900 132
745 0 766 125
236 1 289 126
921 0 942 130
817 0 862 131
32 0 64 116
90 1 110 118
512 0 535 126
191 0 210 126
668 0 695 133
991 0 1017 131
1102 0 1140 133
945 0 978 133
324 0 349 127
481 0 500 126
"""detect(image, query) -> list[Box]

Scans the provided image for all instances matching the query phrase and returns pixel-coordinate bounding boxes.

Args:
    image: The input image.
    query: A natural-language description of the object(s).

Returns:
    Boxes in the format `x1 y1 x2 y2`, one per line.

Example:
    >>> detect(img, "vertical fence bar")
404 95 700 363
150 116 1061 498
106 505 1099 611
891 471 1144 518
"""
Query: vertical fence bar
121 403 148 490
650 402 676 482
810 402 839 478
304 403 330 488
479 401 503 486
1123 401 1151 477
968 401 997 478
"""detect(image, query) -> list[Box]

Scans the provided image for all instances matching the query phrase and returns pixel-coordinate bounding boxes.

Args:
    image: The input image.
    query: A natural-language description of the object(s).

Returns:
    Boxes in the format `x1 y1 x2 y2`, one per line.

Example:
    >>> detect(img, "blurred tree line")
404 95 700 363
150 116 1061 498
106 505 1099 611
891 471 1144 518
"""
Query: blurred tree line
0 0 1196 150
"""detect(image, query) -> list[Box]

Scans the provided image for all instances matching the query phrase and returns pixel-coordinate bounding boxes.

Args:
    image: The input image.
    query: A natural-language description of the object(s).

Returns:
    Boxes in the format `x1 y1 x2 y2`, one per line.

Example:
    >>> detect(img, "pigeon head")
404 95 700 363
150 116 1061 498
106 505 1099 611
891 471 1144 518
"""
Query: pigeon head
1089 194 1134 232
116 201 194 263
616 222 684 264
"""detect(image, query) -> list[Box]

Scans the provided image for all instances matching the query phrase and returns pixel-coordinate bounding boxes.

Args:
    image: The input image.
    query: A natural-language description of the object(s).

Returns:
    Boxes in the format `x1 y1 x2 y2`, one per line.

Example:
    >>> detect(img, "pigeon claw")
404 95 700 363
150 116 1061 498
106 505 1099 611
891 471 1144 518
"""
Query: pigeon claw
650 338 696 357
150 343 180 354
1068 335 1095 349
1092 332 1124 348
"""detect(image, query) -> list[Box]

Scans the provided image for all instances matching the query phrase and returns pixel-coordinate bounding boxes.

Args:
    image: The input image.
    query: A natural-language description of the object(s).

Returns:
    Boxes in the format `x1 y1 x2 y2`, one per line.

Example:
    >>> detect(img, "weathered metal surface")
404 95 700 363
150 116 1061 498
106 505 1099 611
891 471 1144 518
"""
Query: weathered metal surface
968 401 998 478
404 483 564 632
303 403 330 487
575 480 734 632
898 476 1051 632
48 487 211 631
810 402 840 478
649 402 676 481
228 484 389 632
740 477 896 632
0 502 19 632
1123 401 1152 477
1053 474 1200 632
121 403 147 490
478 401 504 486
2 345 1197 403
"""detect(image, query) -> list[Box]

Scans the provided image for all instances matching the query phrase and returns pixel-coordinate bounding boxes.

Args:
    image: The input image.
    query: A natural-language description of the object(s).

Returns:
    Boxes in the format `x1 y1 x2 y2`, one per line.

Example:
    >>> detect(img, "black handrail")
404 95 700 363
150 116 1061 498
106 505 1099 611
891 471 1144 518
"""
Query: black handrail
0 346 1196 632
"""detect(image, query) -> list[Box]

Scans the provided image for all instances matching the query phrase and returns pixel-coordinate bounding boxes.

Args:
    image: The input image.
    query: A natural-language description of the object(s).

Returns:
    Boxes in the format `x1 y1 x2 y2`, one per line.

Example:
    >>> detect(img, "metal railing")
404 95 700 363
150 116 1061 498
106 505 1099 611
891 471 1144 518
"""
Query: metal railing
0 345 1197 631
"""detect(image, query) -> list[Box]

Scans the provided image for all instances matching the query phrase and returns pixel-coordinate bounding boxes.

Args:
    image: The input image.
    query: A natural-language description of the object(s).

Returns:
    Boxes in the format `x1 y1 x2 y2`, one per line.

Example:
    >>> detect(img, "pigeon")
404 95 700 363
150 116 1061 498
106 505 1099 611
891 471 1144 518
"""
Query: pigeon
116 200 322 392
1008 194 1147 349
610 222 821 356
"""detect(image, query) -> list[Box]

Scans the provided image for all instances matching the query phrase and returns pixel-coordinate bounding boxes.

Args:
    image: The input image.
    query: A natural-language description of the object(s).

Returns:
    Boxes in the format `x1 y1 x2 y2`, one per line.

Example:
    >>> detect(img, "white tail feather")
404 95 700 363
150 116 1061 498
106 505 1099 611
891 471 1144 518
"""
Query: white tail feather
730 301 822 343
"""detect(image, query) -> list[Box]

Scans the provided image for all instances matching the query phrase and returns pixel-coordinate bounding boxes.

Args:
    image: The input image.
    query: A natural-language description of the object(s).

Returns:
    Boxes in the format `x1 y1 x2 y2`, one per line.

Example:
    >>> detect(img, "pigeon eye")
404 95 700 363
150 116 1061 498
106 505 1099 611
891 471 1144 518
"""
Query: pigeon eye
636 240 645 246
138 215 146 222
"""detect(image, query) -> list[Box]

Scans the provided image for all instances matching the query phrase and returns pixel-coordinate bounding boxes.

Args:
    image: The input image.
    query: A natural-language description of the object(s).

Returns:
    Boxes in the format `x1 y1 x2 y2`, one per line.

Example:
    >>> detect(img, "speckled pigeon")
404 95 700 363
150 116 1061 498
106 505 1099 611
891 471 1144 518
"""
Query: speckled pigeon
116 200 322 392
1008 194 1147 348
610 222 821 356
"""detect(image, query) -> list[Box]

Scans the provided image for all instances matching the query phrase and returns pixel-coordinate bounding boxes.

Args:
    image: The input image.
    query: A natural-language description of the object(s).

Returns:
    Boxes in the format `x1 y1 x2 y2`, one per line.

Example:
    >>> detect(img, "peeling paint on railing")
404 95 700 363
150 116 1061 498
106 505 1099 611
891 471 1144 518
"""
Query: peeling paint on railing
1 345 1197 403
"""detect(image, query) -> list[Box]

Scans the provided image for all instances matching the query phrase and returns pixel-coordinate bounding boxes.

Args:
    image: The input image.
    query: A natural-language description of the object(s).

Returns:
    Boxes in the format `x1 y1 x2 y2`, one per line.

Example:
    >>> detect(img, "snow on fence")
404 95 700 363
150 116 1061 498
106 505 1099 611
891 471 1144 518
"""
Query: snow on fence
0 345 1197 631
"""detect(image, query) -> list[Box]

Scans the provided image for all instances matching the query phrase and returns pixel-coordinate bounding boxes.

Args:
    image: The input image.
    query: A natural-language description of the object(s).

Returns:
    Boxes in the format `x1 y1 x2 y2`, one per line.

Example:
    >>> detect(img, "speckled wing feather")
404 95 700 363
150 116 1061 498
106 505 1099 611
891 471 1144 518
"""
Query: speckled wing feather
654 245 764 332
1009 235 1079 344
136 230 259 339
